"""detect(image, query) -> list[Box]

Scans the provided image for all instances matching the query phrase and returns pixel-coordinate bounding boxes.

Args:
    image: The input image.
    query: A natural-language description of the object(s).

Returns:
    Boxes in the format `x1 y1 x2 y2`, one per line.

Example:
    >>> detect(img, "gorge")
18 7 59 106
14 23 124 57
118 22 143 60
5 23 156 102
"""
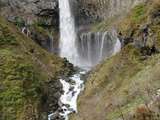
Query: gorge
48 0 121 119
0 0 160 120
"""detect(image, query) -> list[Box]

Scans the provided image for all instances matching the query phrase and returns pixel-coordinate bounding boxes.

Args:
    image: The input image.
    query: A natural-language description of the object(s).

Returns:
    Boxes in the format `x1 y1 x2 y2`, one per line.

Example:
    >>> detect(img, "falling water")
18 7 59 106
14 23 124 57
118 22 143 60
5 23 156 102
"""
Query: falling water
48 0 85 120
77 31 121 69
113 38 121 55
49 1 122 120
58 0 121 69
59 0 78 65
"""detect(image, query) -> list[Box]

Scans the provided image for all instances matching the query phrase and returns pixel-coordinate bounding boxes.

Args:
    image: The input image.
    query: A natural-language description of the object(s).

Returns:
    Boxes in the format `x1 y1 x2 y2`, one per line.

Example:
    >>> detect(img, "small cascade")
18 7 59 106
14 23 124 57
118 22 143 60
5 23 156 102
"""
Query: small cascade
48 36 54 53
77 31 121 69
21 27 30 36
113 38 121 55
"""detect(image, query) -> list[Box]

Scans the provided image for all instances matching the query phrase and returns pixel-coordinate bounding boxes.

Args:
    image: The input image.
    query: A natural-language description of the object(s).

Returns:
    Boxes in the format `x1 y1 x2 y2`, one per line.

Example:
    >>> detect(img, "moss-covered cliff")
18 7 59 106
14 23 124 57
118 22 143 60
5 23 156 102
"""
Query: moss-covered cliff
0 0 160 120
0 16 73 120
71 0 160 120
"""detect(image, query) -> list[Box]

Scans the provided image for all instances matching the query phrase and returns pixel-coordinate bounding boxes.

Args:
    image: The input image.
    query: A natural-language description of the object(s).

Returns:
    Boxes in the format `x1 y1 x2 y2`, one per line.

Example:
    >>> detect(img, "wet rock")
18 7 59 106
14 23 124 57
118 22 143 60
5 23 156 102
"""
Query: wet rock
69 86 74 92
49 112 60 120
63 104 70 108
43 78 63 115
29 27 55 52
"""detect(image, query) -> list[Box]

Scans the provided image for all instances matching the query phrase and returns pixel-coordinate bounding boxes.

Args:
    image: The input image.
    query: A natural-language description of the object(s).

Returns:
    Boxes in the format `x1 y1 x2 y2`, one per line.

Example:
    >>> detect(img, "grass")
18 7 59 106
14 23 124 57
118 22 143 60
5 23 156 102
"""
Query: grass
0 16 72 120
71 44 160 120
130 4 147 22
70 1 160 120
0 25 18 45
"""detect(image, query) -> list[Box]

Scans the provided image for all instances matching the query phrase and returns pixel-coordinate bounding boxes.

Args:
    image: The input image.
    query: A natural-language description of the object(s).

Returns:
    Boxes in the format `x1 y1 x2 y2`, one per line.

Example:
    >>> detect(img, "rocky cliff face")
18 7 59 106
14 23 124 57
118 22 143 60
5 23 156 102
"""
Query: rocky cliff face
75 0 147 27
0 0 160 120
0 0 60 53
71 0 160 120
0 0 58 26
0 15 74 120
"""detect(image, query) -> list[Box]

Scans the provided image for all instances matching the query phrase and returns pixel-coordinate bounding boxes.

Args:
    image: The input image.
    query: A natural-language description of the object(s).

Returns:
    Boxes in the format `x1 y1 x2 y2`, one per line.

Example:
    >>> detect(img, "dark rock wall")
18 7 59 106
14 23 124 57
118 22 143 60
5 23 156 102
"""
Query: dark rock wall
74 0 147 30
0 0 58 26
0 0 59 54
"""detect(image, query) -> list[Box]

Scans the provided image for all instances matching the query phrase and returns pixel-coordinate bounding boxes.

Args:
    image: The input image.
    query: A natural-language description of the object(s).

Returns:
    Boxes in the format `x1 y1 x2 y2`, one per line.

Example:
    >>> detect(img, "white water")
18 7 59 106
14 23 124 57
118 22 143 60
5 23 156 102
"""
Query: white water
59 0 78 65
48 71 85 120
22 27 29 36
48 0 122 119
113 38 121 55
78 31 121 69
59 71 85 120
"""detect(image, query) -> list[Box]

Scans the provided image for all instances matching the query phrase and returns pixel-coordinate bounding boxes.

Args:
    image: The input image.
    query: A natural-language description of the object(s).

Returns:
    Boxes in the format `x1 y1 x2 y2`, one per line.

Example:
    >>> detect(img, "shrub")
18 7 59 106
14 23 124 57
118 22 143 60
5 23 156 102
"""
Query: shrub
14 17 25 28
0 25 17 46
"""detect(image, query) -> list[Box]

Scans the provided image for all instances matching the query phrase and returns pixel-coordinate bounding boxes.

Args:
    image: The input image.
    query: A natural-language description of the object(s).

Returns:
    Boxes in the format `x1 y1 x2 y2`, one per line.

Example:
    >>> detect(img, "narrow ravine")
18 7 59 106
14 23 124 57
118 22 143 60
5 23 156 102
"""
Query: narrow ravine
48 0 121 120
59 71 86 120
48 70 86 120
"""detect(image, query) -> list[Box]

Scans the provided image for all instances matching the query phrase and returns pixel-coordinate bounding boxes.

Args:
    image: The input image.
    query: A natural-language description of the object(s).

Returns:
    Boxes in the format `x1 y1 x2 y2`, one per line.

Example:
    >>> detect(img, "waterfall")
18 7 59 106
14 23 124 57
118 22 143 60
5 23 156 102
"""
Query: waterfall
58 0 121 69
53 1 122 119
59 0 78 65
113 38 121 55
77 31 121 69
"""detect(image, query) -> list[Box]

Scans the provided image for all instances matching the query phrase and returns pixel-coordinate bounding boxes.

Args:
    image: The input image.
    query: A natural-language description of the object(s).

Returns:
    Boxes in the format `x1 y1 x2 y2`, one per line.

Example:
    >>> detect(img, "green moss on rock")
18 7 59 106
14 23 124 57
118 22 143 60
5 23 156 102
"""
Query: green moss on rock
70 1 160 120
0 16 72 120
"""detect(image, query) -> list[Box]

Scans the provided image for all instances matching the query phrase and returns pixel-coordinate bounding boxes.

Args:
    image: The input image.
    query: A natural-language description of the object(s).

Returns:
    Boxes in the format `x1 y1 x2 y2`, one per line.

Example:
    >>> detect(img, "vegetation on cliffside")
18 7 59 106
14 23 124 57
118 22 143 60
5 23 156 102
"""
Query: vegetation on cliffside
0 17 73 120
71 0 160 120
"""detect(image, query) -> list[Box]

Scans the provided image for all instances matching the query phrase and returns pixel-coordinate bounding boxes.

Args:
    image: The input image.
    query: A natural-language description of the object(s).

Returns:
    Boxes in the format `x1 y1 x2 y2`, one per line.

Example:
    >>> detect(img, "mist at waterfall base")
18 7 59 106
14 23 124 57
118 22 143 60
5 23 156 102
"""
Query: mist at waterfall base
78 31 121 69
48 0 121 120
58 0 121 70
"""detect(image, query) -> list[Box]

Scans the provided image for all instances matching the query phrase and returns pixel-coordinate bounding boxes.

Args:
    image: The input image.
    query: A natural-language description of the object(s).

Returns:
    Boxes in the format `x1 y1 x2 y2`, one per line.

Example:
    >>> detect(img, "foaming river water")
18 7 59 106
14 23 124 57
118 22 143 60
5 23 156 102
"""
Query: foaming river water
48 0 121 119
48 71 86 120
59 71 85 119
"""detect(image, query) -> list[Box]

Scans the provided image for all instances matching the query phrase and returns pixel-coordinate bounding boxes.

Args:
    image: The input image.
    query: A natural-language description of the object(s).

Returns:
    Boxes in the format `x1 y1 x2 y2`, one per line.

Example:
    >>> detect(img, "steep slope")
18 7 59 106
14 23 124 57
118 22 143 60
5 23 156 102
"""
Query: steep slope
0 0 59 53
75 0 146 27
0 17 73 120
71 0 160 120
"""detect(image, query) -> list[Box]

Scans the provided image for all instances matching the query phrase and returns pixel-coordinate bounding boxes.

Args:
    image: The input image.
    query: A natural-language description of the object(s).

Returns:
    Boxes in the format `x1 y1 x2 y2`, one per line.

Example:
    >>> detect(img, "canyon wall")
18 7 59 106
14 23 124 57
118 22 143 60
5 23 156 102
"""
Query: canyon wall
0 0 60 53
76 0 147 26
71 0 160 120
0 0 58 26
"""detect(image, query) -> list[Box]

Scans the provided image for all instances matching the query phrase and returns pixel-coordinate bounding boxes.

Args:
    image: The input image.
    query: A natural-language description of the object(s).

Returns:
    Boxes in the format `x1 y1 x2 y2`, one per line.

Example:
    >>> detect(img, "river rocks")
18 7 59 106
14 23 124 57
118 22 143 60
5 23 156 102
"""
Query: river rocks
44 78 63 113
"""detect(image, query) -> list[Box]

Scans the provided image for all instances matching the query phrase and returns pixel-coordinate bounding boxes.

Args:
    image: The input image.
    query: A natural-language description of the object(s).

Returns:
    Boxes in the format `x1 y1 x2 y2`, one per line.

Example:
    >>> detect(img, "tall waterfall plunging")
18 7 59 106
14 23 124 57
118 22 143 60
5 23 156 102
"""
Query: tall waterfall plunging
58 0 121 69
49 0 122 120
59 0 78 65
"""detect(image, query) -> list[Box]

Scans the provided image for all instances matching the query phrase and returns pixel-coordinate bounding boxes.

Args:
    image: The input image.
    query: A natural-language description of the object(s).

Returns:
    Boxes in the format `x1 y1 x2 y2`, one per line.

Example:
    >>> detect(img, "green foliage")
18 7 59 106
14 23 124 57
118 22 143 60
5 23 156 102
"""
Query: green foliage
35 18 49 28
0 25 17 46
0 49 43 120
0 49 41 120
0 15 71 120
131 4 146 22
71 1 160 120
32 24 51 37
14 17 25 28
